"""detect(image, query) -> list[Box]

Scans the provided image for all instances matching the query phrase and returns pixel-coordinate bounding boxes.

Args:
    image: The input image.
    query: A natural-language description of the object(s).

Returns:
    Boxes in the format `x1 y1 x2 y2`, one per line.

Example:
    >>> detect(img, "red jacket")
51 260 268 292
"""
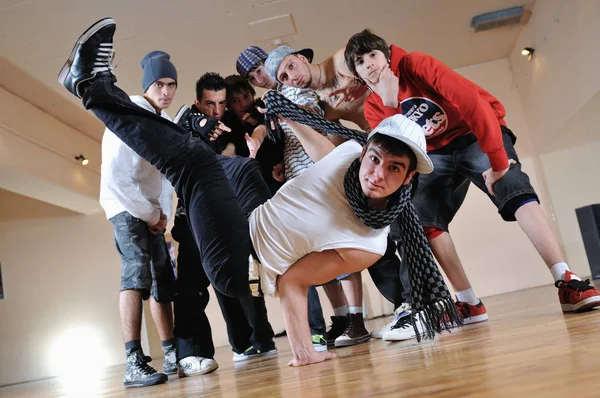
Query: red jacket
364 45 509 171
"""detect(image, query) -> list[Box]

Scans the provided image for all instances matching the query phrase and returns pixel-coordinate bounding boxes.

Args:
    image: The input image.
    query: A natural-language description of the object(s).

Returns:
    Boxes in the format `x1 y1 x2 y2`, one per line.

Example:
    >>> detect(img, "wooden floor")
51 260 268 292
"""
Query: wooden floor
3 283 600 398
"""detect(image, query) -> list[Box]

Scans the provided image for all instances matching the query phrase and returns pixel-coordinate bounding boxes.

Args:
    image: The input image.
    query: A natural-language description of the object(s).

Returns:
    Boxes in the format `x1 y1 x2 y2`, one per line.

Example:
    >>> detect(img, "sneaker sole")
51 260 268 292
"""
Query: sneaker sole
57 17 116 85
177 362 219 377
123 374 168 388
462 313 489 325
561 296 600 313
313 344 328 352
334 334 371 347
232 349 277 362
173 105 188 124
382 331 417 342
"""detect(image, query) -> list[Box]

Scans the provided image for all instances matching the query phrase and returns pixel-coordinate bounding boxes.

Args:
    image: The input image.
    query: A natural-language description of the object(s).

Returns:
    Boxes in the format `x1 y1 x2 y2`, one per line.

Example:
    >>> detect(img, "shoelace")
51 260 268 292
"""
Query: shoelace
92 43 115 74
345 314 356 333
134 355 157 376
391 313 416 330
554 278 595 292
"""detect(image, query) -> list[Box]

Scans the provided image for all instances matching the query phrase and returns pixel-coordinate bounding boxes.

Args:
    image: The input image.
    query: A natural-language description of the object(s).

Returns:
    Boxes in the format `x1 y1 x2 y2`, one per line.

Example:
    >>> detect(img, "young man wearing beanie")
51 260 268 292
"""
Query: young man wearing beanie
99 50 179 388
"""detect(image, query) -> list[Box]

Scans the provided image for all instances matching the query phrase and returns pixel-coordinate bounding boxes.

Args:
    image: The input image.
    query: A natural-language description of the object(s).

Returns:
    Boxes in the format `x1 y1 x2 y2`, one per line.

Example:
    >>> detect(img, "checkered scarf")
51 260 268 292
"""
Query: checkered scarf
264 91 462 339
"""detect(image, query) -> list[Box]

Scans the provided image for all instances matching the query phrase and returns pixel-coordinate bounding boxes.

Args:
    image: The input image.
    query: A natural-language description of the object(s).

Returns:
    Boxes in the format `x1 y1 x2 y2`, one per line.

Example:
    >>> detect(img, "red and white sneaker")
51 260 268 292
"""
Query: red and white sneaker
455 298 489 324
555 271 600 313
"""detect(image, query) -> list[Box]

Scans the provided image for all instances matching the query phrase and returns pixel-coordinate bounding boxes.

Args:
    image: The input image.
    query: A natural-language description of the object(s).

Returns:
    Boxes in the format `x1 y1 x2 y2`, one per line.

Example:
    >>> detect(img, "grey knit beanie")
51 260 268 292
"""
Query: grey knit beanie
141 51 178 92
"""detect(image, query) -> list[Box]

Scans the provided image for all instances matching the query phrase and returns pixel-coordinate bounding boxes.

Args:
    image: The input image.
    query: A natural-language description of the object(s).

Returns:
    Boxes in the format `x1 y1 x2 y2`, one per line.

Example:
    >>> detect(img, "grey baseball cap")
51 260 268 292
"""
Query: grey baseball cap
264 45 314 82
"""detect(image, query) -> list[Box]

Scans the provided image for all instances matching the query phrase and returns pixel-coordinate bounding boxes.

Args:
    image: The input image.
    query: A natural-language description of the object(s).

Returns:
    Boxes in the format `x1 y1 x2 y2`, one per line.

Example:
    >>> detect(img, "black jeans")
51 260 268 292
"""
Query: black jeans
368 225 412 308
84 77 270 297
171 215 215 360
172 216 275 356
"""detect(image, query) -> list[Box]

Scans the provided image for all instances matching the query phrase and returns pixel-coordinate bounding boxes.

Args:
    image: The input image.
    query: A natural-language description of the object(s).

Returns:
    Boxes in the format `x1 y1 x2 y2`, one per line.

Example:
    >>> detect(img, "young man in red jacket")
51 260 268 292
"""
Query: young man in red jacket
344 29 600 331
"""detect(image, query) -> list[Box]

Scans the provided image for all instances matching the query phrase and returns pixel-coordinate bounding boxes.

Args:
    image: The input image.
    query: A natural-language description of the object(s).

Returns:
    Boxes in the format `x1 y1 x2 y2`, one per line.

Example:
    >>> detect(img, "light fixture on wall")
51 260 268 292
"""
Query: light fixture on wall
74 154 89 166
521 47 535 61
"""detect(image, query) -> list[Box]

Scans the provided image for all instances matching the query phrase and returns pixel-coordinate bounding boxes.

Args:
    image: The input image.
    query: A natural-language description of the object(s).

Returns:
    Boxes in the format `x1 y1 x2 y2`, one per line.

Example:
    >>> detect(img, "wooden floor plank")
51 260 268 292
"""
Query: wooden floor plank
2 283 600 397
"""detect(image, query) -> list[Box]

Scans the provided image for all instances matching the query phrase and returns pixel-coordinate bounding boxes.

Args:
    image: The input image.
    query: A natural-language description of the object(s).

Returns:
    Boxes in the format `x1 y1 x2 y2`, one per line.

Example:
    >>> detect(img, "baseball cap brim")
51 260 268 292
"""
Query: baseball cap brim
367 131 434 174
294 48 314 63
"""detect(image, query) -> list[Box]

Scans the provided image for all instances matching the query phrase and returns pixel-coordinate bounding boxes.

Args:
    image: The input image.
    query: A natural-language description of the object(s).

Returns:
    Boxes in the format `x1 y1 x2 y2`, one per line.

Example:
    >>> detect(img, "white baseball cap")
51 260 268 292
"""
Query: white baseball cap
367 114 434 174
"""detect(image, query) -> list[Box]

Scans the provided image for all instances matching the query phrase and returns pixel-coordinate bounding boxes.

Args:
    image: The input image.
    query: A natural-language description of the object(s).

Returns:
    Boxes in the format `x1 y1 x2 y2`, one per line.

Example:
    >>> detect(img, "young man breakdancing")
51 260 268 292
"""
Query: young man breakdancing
58 18 459 366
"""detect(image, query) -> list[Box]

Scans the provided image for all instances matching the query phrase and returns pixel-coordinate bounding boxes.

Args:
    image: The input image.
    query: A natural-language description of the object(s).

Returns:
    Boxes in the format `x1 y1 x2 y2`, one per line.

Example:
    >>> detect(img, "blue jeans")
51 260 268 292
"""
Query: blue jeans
84 77 270 297
413 127 538 230
308 286 326 335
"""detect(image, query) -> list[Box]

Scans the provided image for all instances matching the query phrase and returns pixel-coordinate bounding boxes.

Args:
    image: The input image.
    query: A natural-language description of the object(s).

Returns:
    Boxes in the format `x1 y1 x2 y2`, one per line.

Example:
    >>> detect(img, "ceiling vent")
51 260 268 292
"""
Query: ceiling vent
471 6 531 32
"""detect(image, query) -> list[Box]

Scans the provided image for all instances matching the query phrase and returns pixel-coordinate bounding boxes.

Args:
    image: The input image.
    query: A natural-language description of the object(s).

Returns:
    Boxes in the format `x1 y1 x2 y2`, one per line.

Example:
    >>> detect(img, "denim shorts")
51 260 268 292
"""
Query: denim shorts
412 127 539 231
110 211 176 302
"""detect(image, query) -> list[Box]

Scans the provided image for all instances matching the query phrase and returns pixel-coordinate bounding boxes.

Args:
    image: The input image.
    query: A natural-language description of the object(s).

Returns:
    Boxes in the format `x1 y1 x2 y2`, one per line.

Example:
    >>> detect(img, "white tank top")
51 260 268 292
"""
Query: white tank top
249 141 390 296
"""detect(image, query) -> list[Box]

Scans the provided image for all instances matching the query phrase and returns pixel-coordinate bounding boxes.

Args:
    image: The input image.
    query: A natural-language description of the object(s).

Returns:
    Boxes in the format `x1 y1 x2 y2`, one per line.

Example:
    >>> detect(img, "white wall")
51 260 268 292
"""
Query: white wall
508 0 600 278
0 190 123 386
438 58 554 298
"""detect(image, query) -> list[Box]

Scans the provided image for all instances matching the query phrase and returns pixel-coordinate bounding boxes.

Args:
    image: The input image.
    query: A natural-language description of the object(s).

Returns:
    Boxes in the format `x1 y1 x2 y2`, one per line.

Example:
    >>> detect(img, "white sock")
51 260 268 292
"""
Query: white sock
550 262 578 281
348 306 362 314
333 305 349 317
455 288 479 305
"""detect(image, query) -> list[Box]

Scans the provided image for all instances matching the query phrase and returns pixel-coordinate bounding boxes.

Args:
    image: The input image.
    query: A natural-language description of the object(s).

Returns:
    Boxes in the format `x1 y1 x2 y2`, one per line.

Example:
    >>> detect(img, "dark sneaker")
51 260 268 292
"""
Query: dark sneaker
334 313 371 347
556 270 600 312
163 346 177 375
326 315 349 346
123 349 168 388
312 334 328 352
232 346 277 362
58 17 116 98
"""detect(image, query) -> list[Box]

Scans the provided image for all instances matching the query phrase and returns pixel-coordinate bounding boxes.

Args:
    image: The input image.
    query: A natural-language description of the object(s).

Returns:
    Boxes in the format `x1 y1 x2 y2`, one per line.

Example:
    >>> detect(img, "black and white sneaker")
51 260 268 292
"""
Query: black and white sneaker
382 312 425 342
123 349 168 388
173 105 190 126
326 315 349 346
57 17 116 98
232 346 277 362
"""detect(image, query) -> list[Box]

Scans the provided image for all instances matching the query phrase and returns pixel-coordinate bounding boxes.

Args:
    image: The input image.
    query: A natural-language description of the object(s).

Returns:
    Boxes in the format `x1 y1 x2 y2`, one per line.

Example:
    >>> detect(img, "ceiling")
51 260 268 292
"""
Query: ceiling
0 0 534 141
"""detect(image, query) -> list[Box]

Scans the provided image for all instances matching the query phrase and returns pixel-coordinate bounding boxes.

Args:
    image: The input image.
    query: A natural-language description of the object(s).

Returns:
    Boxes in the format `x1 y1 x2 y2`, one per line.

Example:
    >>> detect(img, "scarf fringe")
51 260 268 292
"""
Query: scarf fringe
412 297 464 342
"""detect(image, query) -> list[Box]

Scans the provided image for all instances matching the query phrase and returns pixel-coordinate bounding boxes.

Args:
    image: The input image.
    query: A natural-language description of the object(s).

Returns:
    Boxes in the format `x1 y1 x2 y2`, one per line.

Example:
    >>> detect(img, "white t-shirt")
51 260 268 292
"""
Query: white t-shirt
99 95 173 225
249 141 390 296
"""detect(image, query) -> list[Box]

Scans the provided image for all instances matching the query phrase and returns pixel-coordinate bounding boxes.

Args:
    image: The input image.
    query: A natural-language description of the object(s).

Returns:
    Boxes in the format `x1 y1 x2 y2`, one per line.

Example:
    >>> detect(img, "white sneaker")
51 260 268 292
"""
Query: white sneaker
371 303 412 339
382 312 424 342
177 356 219 377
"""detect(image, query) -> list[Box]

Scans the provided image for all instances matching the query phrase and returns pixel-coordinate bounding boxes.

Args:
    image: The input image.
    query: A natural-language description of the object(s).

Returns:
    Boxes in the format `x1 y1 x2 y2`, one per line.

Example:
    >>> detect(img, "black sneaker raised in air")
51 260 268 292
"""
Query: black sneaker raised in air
57 17 116 98
123 349 168 388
